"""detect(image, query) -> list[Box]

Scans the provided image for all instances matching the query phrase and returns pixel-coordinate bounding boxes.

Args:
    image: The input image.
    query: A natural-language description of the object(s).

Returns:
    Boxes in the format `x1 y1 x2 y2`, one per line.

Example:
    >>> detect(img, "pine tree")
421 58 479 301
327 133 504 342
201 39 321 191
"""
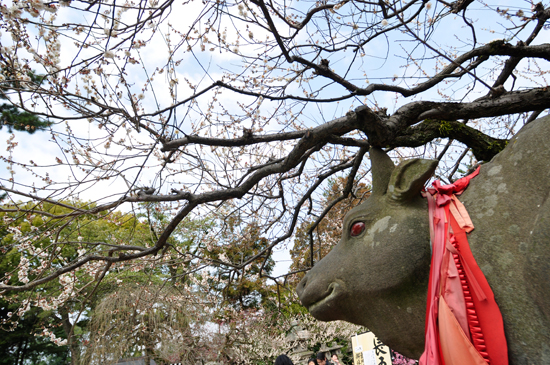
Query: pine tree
0 69 51 134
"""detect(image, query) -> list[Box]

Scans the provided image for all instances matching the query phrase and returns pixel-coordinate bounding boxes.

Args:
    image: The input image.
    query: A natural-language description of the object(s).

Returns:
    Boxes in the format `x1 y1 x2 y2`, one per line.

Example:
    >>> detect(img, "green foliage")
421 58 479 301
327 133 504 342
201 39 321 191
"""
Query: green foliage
0 103 51 133
0 200 160 363
261 284 309 318
1 200 154 290
0 69 51 134
0 299 69 365
204 217 275 311
2 199 352 364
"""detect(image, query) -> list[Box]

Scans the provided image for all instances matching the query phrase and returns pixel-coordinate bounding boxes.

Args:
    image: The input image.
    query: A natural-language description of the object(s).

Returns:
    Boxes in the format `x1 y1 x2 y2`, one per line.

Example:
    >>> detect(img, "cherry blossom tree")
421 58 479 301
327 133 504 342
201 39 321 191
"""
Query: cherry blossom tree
1 0 550 347
79 283 214 365
226 309 364 365
0 200 164 362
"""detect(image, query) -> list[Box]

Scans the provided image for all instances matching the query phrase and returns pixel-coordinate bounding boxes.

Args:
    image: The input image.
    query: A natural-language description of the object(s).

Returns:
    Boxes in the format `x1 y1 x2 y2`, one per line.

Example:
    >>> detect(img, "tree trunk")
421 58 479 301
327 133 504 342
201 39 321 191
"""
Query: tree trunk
60 309 79 365
16 338 28 365
14 339 22 365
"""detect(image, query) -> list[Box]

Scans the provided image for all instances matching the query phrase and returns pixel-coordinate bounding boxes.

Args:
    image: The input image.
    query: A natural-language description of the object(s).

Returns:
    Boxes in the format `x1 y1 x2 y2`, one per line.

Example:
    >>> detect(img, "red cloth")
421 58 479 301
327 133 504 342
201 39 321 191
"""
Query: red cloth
449 216 508 365
438 296 488 365
420 167 508 365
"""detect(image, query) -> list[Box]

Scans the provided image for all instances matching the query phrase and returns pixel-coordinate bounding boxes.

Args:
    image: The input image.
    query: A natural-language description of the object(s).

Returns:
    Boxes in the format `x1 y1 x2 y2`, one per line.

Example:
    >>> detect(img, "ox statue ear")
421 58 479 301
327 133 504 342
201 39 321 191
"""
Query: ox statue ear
387 158 438 201
370 147 395 196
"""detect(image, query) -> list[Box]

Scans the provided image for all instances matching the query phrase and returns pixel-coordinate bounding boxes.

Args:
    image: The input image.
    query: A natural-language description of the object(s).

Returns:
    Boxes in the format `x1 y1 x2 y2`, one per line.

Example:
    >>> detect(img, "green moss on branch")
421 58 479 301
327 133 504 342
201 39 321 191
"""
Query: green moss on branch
390 119 508 161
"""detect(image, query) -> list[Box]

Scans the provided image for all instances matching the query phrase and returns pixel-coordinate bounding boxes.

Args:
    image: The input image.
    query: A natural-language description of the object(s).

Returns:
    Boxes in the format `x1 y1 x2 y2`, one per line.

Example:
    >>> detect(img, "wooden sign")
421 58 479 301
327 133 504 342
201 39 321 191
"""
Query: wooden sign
351 331 392 365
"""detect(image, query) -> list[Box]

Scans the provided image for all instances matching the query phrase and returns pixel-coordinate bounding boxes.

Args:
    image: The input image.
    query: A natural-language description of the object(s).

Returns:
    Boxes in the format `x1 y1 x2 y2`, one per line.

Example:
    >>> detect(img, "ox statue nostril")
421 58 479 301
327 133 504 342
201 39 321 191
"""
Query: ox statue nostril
296 276 307 295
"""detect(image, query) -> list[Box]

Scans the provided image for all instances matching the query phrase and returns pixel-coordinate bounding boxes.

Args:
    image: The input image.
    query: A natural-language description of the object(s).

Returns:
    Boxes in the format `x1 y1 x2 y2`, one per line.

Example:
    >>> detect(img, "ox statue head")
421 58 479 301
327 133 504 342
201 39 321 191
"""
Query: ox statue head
296 147 438 358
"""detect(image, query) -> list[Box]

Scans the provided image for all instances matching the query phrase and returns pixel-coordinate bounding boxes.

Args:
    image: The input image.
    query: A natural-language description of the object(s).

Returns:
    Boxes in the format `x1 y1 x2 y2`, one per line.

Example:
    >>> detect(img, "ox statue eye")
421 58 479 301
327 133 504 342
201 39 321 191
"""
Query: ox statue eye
350 221 365 237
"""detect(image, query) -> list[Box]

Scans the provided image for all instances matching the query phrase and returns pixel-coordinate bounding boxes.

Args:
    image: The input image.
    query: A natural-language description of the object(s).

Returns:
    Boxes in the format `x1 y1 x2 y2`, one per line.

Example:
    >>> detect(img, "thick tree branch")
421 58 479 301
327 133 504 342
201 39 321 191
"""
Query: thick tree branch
414 87 550 121
161 129 369 152
297 42 550 99
360 87 550 146
161 129 306 151
450 0 474 13
391 119 508 161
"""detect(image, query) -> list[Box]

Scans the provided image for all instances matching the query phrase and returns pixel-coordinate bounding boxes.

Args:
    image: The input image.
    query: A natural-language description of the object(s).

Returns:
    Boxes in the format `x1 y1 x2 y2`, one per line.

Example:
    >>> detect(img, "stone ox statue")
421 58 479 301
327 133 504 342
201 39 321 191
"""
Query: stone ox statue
296 116 550 364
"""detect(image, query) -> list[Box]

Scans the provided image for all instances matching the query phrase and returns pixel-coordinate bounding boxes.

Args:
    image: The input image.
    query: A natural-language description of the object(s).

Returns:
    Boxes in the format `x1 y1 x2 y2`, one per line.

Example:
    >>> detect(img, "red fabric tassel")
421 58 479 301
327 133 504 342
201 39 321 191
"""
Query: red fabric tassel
420 167 508 365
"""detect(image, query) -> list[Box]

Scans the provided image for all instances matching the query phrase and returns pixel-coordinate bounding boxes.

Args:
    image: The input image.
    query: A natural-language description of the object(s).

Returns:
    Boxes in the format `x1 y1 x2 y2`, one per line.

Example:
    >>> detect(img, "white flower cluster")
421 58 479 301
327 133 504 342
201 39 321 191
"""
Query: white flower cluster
104 50 115 59
1 272 12 285
17 299 31 316
0 4 23 19
83 260 104 277
46 39 62 71
12 229 51 285
40 328 68 346
36 297 54 310
17 256 30 283
0 0 57 19
8 226 22 239
58 273 75 286
55 273 78 306
218 252 229 263
36 289 73 312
